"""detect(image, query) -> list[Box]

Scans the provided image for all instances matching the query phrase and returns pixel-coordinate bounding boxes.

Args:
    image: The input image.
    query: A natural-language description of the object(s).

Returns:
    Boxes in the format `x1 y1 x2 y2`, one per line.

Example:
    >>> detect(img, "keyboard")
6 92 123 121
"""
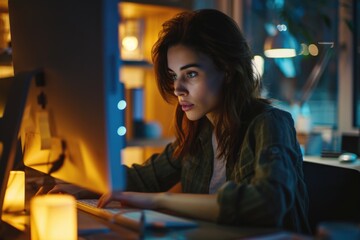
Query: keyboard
77 199 198 231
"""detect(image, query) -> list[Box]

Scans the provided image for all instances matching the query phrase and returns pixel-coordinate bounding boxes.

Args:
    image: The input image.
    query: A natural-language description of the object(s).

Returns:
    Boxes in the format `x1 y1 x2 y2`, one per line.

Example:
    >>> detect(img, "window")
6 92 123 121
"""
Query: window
243 0 339 128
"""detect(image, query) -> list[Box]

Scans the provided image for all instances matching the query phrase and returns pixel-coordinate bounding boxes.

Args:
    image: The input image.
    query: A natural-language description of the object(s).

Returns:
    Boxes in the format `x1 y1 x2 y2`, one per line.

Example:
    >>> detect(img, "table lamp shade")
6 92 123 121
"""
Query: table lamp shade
2 170 25 212
30 194 77 240
264 29 297 58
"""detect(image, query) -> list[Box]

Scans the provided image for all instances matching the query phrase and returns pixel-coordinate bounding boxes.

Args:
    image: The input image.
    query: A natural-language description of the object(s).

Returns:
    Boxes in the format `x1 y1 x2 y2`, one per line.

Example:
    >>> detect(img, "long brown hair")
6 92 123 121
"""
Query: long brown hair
152 9 263 163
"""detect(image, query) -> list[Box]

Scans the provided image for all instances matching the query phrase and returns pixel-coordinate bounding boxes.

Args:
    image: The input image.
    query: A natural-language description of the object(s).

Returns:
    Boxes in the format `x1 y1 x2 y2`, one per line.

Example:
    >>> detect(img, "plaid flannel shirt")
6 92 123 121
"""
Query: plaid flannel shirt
124 102 311 234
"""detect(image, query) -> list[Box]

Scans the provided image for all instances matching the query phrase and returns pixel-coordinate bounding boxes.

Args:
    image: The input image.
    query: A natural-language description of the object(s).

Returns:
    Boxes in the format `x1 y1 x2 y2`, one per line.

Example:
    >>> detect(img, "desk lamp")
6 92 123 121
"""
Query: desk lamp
30 194 77 240
2 170 25 212
264 24 298 58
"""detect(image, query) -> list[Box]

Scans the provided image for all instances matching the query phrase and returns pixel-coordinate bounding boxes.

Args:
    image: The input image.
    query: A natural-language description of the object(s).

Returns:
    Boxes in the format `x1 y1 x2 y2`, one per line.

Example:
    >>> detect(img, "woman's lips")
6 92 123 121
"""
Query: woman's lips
181 103 194 112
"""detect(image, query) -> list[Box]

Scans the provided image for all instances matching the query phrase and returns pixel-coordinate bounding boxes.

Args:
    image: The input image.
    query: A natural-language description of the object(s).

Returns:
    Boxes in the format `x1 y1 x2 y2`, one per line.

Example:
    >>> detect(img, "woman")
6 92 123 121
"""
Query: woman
47 9 310 233
97 9 310 234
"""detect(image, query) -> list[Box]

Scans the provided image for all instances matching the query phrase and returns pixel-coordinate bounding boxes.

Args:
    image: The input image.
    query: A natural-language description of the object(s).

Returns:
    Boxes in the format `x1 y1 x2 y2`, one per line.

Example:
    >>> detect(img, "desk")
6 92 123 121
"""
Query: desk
0 210 287 240
304 156 360 171
79 211 283 240
3 168 282 239
1 160 318 239
302 156 360 232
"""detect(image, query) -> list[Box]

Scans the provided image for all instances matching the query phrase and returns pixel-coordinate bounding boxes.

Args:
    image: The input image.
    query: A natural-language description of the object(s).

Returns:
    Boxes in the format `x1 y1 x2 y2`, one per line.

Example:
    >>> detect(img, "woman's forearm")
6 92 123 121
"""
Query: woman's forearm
157 192 220 222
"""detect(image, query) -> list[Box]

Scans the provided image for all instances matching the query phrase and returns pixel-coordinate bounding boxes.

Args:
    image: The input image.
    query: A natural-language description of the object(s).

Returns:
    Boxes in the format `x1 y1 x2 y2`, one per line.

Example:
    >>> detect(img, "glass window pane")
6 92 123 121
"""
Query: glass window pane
243 0 339 128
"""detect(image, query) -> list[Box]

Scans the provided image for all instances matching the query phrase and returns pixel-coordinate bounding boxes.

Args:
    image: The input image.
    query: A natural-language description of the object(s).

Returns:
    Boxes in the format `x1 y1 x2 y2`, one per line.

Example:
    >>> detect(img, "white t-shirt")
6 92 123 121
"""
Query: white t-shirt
209 131 226 194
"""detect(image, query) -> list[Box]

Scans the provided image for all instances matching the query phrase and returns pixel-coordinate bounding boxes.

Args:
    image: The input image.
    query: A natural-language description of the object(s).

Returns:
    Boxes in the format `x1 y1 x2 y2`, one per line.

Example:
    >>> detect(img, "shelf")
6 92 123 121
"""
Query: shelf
122 60 152 68
126 137 174 147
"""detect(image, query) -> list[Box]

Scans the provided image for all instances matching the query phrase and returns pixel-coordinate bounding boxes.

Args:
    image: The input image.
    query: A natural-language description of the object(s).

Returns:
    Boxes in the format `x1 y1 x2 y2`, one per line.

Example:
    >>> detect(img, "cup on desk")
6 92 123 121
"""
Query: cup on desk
30 194 77 240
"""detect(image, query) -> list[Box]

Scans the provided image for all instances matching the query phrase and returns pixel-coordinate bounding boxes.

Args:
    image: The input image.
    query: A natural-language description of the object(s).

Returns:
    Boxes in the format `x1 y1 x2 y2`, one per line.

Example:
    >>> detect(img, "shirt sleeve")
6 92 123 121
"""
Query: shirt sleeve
124 142 182 192
217 110 304 228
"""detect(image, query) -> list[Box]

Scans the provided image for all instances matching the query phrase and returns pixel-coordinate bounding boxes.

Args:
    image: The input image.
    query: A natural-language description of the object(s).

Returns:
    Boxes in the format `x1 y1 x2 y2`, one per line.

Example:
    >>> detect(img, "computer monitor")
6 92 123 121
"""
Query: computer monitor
8 0 126 194
0 73 33 220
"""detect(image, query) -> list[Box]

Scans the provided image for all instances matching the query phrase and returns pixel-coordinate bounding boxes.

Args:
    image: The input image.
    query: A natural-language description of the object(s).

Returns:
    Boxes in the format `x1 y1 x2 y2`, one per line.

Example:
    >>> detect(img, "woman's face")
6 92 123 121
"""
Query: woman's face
167 44 225 124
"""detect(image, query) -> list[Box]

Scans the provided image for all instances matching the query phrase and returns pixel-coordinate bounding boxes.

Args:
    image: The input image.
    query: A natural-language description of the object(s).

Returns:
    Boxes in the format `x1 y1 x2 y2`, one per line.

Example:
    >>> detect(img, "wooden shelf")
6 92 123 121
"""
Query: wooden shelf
122 60 152 68
126 137 174 147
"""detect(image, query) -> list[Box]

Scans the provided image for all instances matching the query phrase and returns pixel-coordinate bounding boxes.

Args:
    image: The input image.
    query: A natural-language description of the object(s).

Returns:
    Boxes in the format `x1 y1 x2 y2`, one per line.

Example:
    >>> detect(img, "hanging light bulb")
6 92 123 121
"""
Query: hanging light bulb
122 36 138 52
264 24 298 58
119 19 144 60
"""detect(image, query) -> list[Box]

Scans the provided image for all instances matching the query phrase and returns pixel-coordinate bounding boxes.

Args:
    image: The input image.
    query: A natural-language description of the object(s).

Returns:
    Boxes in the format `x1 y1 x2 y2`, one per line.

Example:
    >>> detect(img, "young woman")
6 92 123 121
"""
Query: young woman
97 9 311 234
47 9 310 233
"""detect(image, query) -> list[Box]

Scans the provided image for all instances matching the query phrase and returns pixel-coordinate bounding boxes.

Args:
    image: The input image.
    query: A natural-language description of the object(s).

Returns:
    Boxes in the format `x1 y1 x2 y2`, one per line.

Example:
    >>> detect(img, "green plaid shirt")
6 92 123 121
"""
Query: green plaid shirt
125 102 310 234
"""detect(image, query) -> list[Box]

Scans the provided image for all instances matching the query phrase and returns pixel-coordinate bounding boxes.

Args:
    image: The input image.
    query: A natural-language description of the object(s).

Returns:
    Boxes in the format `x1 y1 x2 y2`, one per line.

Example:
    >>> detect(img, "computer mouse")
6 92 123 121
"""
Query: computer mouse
338 152 358 163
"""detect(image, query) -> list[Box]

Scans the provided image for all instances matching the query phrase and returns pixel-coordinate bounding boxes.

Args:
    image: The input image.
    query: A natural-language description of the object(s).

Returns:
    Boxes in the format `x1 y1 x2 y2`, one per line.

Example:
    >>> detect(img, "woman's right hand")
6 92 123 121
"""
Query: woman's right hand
36 183 99 199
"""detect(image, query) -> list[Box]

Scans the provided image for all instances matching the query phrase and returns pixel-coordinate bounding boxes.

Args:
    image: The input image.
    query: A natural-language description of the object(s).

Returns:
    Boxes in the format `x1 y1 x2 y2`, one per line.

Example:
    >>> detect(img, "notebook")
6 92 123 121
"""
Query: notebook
76 199 198 232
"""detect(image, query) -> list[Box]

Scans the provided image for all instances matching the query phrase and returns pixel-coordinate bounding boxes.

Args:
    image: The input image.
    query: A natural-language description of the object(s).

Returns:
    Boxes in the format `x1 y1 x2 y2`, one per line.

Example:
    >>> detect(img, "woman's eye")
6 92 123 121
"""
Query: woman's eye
186 71 197 79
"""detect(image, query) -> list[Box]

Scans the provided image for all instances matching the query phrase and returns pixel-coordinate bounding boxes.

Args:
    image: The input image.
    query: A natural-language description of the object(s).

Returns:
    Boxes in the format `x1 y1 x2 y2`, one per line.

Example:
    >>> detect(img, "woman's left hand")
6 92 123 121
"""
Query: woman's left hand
97 191 161 209
98 191 220 222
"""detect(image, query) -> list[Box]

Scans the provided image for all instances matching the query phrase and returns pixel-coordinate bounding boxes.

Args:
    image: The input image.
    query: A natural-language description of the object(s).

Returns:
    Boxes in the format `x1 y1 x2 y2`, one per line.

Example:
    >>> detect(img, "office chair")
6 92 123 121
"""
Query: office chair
303 161 360 233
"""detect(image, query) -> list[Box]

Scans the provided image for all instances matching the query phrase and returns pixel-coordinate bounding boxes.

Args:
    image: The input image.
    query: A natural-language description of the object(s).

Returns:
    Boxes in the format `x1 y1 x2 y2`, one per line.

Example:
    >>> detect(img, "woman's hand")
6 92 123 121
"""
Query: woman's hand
97 191 162 209
36 183 99 199
98 191 219 222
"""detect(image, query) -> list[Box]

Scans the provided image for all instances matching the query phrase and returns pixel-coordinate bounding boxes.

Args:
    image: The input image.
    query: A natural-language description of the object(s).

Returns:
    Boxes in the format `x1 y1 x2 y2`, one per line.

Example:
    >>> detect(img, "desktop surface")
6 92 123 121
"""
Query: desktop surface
0 162 310 240
1 174 287 240
0 208 287 240
304 155 360 171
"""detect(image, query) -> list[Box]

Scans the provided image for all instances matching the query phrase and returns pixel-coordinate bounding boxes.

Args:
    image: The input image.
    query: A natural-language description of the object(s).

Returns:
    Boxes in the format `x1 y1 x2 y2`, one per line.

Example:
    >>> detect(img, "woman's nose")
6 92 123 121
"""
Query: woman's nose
173 80 188 96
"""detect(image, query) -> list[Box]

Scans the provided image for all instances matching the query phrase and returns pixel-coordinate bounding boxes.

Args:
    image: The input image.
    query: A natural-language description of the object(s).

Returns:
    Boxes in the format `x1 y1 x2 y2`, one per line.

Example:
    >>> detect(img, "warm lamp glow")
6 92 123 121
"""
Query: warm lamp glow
252 55 264 77
0 66 14 78
2 171 25 212
119 18 144 60
264 25 298 58
308 44 319 56
120 66 145 88
0 106 4 118
30 194 77 240
264 48 297 58
122 36 139 51
121 146 144 166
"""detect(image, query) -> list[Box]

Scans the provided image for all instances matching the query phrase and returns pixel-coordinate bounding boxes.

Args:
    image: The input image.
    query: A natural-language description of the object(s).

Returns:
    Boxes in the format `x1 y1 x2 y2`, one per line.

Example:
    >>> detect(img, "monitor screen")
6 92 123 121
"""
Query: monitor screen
8 0 126 194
